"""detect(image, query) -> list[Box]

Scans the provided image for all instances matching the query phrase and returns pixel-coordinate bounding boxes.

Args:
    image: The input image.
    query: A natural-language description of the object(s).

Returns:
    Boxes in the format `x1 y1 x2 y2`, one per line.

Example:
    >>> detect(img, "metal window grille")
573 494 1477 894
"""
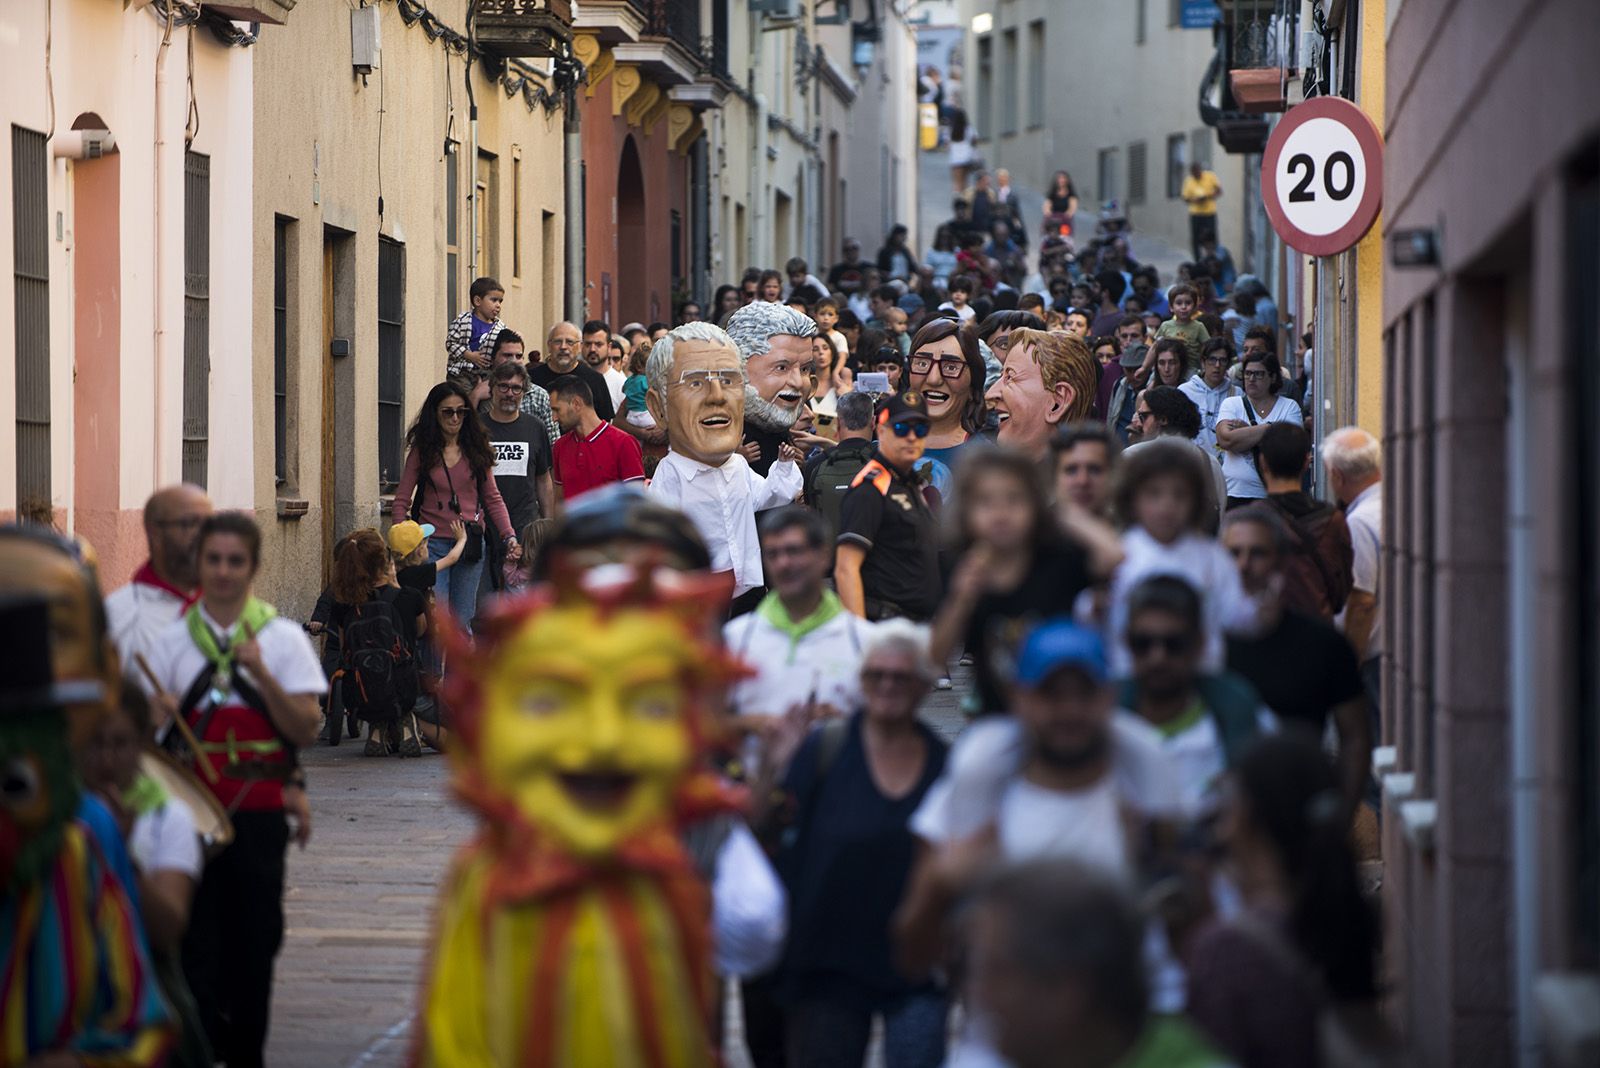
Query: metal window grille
1128 141 1148 205
183 151 210 488
378 238 405 491
274 217 290 485
12 126 50 520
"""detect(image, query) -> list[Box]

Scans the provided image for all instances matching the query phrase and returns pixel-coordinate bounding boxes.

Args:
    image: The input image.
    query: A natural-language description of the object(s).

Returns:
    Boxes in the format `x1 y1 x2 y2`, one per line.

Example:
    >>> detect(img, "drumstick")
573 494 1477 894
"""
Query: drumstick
133 652 221 786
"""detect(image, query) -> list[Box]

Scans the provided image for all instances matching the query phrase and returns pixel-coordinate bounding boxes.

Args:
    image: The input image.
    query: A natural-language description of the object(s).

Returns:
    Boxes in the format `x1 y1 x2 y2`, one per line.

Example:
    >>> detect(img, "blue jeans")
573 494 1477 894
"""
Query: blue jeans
783 990 948 1068
428 536 483 632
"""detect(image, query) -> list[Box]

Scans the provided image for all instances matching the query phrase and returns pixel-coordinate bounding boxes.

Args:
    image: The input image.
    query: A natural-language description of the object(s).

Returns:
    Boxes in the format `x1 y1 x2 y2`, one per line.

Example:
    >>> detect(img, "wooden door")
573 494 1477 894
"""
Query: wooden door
321 239 336 586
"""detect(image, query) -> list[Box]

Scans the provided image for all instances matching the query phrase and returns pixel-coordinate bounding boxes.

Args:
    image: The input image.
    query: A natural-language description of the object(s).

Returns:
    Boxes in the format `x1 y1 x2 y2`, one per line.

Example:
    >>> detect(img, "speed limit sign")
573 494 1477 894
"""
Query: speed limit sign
1261 96 1384 257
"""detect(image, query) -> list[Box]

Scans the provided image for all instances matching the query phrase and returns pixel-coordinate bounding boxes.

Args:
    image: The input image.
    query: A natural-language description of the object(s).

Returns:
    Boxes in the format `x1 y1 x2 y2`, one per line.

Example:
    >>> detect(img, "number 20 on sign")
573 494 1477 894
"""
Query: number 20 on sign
1261 96 1384 257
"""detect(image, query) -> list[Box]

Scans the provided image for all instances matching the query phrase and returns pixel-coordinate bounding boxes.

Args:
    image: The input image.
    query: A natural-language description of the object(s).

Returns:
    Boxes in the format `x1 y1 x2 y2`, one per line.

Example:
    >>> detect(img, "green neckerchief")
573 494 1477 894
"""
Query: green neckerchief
1152 697 1208 740
757 589 844 654
123 771 169 818
185 597 278 679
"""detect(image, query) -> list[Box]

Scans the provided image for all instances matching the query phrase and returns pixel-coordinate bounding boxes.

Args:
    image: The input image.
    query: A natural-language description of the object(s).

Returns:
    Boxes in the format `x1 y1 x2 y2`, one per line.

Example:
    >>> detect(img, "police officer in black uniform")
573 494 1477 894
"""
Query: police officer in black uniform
833 390 943 621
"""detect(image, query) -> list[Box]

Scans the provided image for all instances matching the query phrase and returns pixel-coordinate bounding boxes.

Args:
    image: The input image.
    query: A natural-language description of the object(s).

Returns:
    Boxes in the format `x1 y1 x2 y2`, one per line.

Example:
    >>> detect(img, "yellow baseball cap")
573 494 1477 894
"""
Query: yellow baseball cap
387 520 435 558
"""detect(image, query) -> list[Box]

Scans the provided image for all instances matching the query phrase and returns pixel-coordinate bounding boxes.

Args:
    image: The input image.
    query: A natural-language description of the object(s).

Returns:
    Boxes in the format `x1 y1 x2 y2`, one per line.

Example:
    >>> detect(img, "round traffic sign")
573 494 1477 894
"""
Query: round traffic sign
1261 96 1384 257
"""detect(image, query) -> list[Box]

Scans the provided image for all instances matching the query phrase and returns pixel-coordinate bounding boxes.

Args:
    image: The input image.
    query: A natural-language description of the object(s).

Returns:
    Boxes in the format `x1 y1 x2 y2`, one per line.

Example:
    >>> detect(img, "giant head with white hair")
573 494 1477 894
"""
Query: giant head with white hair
645 322 746 467
724 302 819 432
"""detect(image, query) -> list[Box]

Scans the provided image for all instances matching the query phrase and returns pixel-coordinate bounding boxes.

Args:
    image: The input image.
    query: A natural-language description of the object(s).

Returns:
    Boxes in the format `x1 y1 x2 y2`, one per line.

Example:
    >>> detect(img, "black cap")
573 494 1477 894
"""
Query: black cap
878 389 931 426
0 593 103 714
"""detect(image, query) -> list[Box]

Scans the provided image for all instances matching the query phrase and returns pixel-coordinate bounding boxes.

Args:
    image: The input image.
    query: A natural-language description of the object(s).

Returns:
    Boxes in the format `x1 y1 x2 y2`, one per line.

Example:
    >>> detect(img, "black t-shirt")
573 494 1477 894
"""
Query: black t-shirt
826 259 873 294
328 586 427 654
1226 608 1363 733
958 545 1093 716
479 410 551 532
836 454 942 620
396 562 437 594
778 714 947 1007
529 360 616 422
743 422 791 477
1047 185 1077 214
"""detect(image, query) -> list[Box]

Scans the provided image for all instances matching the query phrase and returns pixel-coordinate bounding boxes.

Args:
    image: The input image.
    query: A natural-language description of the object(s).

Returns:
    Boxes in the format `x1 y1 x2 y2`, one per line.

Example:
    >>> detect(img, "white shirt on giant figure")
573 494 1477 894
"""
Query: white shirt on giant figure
647 450 801 598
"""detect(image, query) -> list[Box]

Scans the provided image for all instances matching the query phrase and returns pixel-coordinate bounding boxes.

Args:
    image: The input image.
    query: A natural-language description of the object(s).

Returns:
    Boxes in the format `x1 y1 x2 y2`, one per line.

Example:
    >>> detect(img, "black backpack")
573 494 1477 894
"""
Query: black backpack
808 442 874 537
336 597 418 722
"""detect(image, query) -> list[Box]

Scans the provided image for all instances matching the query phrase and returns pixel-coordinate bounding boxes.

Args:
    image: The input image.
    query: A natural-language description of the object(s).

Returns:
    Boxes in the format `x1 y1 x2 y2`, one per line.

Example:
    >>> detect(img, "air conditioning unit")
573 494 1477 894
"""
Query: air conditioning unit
351 4 381 75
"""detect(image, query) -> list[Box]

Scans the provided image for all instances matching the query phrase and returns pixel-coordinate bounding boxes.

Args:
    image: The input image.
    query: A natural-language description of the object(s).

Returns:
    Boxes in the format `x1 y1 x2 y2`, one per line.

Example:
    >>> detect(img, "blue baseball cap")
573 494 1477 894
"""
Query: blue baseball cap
1014 619 1108 687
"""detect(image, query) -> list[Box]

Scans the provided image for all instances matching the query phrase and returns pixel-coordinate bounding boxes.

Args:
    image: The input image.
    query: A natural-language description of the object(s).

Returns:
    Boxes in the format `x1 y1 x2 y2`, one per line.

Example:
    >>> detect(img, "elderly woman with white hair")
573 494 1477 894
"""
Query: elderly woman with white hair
753 619 951 1068
644 322 804 601
725 301 820 475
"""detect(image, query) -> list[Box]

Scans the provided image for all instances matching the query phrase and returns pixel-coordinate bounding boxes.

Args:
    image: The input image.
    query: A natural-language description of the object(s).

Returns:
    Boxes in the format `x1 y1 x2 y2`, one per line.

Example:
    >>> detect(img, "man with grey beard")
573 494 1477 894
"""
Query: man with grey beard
726 302 818 475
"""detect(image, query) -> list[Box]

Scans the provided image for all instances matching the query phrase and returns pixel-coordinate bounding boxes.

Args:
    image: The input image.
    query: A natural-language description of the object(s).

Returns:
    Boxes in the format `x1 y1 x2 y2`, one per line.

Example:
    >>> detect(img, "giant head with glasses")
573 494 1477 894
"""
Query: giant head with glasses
724 302 819 434
645 322 748 467
905 317 986 448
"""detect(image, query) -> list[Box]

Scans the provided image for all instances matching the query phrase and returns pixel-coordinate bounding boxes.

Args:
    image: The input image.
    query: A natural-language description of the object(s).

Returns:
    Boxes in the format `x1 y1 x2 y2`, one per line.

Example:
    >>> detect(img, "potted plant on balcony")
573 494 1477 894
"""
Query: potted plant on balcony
1227 1 1288 113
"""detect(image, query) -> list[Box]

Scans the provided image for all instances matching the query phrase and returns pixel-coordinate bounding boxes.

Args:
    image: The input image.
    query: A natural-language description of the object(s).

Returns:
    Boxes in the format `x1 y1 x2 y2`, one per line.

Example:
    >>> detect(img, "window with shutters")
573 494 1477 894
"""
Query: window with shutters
1098 147 1119 204
1000 28 1018 136
273 216 291 486
1026 21 1045 129
1167 134 1188 198
183 151 210 488
378 238 405 492
1191 127 1214 170
12 126 50 521
1128 141 1148 205
1136 0 1148 44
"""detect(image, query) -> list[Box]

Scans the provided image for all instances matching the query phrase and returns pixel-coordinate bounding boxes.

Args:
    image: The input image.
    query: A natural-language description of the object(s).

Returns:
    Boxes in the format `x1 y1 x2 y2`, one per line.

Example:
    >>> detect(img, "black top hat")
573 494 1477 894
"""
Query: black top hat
0 593 104 714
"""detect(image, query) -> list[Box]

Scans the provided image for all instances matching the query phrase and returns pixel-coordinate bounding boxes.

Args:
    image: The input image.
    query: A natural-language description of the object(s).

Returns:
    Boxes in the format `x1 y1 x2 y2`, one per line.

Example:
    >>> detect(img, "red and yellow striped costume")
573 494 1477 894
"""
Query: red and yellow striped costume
412 568 747 1068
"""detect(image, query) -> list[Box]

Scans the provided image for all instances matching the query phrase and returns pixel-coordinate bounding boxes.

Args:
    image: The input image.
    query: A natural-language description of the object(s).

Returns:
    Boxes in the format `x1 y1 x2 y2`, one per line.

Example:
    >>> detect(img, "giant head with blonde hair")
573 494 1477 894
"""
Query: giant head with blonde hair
985 327 1099 460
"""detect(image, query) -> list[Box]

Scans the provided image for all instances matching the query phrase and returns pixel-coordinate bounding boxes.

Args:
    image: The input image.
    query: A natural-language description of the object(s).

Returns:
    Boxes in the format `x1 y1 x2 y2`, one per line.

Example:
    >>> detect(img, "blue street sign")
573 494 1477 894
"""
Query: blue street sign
1181 0 1222 29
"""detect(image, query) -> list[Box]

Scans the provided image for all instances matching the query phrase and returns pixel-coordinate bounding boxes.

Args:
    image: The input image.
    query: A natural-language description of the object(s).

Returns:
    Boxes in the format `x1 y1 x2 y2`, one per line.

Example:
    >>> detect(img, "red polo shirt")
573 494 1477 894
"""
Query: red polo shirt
551 421 646 500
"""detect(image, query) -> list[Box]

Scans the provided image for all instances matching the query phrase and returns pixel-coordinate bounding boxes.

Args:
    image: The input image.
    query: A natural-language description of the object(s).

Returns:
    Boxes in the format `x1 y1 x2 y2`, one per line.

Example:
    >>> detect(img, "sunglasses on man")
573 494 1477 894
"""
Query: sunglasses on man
890 421 930 439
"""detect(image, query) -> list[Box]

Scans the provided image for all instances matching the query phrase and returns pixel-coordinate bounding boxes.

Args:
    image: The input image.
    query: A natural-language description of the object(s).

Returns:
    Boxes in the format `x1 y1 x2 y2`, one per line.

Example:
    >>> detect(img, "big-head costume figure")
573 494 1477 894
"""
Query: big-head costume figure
724 303 818 475
413 565 747 1068
644 323 803 598
0 592 174 1067
984 327 1100 460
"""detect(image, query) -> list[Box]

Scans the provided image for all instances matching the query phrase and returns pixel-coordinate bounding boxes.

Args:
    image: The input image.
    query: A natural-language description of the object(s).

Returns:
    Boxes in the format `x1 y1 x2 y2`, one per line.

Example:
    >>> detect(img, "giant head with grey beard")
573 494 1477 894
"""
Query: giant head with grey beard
725 302 819 475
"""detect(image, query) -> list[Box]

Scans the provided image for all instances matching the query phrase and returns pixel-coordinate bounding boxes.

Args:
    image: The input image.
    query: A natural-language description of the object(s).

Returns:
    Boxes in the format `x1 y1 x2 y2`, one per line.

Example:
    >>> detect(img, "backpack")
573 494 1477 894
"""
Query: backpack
1273 501 1354 619
336 597 419 722
808 442 874 537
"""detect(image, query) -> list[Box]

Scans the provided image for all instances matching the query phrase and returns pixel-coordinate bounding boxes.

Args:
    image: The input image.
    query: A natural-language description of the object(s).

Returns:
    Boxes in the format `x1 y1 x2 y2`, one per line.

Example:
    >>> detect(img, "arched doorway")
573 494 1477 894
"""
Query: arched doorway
616 135 646 326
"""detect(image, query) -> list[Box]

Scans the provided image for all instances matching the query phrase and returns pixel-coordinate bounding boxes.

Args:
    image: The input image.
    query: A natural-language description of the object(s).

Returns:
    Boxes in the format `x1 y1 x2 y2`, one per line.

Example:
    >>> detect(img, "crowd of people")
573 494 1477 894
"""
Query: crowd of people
1 206 1394 1068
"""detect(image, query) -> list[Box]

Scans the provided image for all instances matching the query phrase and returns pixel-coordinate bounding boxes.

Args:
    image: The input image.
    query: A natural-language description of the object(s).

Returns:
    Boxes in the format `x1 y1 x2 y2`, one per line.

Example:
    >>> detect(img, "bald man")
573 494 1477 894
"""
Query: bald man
106 484 213 679
531 321 616 422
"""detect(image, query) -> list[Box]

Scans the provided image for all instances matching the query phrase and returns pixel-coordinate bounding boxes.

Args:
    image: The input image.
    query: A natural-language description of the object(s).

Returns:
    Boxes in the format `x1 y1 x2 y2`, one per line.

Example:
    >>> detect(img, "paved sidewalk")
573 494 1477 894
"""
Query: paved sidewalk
265 685 969 1067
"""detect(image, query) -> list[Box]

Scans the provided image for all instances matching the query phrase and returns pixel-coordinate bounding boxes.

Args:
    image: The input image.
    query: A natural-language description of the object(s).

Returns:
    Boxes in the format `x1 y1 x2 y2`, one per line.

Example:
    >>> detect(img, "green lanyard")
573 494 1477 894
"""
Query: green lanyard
185 598 278 706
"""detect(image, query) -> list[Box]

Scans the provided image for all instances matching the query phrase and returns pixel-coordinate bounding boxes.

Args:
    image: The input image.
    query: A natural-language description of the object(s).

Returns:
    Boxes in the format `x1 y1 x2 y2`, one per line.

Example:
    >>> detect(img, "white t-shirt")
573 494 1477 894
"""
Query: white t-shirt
147 606 328 708
1216 393 1303 499
130 797 203 880
914 716 1188 1065
106 577 191 693
1106 527 1260 677
1341 481 1382 659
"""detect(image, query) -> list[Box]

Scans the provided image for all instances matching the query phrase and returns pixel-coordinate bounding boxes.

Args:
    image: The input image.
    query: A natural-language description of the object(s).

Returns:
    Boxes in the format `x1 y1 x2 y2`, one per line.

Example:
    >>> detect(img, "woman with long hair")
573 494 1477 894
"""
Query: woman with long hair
1043 170 1079 235
1185 731 1384 1067
328 529 428 757
713 284 741 325
392 381 519 629
929 446 1095 716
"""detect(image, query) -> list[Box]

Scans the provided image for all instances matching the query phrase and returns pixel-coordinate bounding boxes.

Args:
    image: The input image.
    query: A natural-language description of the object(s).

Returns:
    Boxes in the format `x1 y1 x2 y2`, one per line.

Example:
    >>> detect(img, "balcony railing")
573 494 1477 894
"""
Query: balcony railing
631 0 703 61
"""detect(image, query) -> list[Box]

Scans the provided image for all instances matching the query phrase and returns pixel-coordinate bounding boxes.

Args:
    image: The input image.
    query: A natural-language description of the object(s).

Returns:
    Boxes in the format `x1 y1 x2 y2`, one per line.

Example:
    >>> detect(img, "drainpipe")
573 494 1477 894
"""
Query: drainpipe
153 14 177 483
1507 305 1540 1068
752 92 768 269
564 83 585 319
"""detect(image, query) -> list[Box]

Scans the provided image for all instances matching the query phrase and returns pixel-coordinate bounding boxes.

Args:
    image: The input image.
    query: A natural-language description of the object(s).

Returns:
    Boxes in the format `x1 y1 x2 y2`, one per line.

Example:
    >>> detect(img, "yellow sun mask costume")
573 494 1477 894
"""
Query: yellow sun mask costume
413 564 746 1068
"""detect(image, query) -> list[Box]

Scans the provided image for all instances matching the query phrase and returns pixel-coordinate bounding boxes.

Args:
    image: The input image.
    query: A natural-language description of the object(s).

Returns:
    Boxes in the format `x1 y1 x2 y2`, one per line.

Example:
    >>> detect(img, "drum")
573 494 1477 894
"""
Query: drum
139 748 234 859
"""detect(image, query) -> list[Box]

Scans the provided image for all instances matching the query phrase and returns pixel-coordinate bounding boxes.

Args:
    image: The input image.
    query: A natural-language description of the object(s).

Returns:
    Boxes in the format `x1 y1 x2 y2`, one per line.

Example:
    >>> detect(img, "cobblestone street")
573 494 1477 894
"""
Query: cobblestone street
267 688 968 1067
